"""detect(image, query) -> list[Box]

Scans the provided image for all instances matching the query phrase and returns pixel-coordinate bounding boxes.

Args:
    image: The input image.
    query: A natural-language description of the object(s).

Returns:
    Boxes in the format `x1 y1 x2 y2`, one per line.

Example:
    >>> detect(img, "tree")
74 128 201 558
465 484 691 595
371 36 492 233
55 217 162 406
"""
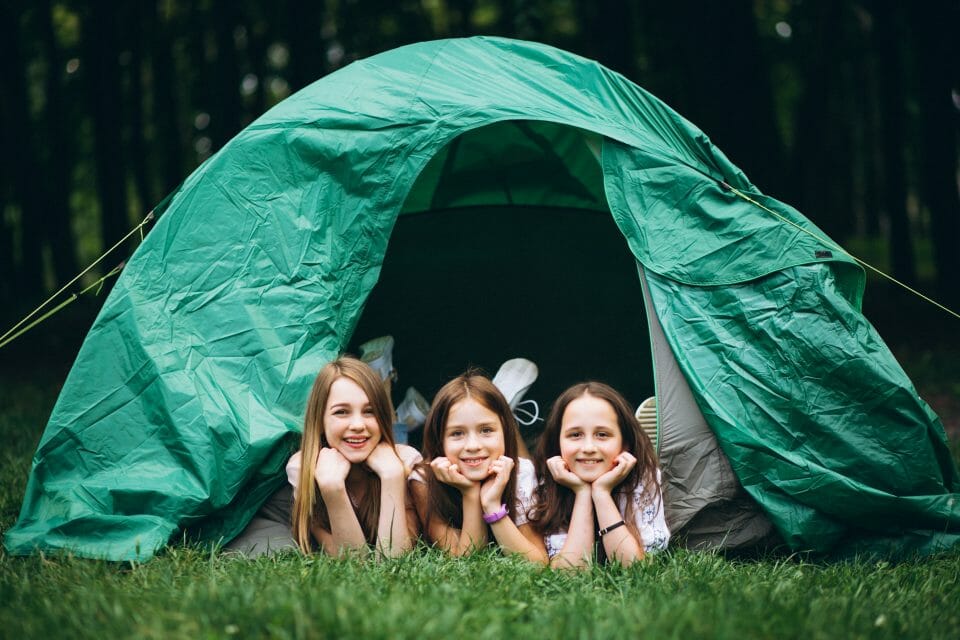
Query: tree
789 0 856 241
639 1 788 198
0 2 44 299
82 1 130 253
873 0 916 285
910 1 960 306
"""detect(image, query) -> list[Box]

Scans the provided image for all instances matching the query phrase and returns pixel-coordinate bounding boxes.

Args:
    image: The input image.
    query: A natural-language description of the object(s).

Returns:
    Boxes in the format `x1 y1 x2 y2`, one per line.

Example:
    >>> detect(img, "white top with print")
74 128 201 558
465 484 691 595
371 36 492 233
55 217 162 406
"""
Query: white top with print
543 469 670 557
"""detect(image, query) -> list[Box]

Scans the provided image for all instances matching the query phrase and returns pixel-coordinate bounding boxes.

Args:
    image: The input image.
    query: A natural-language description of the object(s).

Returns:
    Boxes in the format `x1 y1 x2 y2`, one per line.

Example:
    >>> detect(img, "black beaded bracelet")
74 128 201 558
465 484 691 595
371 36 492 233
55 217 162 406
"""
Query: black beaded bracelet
598 520 626 536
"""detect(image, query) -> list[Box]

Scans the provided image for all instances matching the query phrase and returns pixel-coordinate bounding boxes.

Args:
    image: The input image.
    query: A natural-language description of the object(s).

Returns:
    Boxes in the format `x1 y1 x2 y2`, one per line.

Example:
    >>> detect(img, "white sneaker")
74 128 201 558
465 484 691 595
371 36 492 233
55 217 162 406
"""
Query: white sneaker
396 387 430 430
358 335 395 381
492 357 538 409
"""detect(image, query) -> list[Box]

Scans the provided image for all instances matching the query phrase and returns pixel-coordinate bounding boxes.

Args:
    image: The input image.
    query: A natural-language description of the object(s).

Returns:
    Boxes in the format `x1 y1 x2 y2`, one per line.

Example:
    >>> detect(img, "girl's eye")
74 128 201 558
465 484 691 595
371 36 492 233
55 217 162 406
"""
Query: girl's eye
481 426 496 434
363 408 375 415
596 432 609 439
565 431 582 439
333 409 348 416
447 430 464 438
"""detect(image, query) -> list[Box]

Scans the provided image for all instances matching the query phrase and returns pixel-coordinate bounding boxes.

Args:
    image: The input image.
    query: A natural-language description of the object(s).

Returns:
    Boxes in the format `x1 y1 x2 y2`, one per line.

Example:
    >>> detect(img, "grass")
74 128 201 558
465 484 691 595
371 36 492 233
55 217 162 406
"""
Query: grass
2 338 960 639
2 546 959 640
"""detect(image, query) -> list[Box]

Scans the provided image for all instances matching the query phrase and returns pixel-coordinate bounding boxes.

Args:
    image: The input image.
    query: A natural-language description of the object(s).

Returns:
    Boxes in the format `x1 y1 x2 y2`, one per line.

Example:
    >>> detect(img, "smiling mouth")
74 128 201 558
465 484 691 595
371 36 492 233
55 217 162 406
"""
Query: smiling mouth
344 436 370 448
460 457 488 467
576 459 603 465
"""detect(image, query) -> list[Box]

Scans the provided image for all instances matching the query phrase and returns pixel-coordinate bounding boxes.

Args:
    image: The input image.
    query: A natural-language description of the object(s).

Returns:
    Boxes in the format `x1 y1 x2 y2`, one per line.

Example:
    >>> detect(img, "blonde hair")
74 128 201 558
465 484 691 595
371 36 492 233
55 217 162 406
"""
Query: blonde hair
291 356 396 553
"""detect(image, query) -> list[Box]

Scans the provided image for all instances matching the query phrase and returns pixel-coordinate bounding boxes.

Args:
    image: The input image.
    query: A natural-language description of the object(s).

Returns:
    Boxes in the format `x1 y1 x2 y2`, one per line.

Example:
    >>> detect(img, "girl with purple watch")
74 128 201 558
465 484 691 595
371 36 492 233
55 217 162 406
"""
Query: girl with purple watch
409 372 548 563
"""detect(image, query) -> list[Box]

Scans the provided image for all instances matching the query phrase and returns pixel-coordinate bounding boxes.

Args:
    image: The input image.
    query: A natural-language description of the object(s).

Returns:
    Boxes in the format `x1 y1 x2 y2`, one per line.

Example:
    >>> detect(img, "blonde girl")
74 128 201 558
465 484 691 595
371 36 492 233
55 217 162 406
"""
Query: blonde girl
529 382 669 568
409 372 547 563
288 356 421 556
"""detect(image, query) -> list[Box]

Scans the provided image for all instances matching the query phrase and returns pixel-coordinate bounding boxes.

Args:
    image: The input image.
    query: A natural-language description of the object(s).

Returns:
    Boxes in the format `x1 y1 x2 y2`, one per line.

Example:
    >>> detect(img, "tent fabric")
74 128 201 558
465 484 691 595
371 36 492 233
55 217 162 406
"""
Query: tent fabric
5 36 958 560
643 264 960 556
639 264 776 549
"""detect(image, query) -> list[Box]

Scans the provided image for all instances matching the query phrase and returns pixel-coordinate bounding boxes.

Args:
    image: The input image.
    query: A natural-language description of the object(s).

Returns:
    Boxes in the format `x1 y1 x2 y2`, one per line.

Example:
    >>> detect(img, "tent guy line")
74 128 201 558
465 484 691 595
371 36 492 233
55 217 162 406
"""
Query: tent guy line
722 181 960 321
0 211 155 350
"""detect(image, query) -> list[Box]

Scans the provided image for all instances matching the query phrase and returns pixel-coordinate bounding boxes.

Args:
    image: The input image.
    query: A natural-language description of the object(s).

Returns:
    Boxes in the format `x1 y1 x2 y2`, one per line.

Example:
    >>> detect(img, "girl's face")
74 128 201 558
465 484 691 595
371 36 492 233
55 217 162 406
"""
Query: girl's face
443 397 506 482
559 393 624 483
324 377 382 463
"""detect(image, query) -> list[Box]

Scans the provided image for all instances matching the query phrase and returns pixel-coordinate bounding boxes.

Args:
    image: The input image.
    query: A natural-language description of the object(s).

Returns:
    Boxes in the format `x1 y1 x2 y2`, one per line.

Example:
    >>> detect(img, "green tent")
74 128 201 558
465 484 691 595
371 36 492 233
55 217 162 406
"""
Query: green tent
6 37 958 561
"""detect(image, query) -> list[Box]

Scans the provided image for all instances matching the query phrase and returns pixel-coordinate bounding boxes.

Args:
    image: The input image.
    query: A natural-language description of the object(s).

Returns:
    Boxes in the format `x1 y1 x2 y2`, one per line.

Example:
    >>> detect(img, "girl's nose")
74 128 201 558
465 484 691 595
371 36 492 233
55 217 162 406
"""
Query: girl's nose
464 431 481 450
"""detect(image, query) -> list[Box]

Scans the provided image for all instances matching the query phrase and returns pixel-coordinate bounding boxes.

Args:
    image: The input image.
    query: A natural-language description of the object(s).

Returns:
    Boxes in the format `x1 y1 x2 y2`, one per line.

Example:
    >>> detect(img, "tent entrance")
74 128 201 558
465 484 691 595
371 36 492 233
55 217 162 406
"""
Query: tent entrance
351 120 655 422
349 204 654 434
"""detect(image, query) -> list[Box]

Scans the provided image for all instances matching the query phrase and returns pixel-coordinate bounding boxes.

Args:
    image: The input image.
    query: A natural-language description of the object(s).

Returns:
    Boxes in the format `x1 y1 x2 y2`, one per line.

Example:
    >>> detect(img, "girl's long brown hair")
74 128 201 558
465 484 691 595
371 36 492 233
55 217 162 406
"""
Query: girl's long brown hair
291 356 397 553
528 382 661 539
415 371 520 536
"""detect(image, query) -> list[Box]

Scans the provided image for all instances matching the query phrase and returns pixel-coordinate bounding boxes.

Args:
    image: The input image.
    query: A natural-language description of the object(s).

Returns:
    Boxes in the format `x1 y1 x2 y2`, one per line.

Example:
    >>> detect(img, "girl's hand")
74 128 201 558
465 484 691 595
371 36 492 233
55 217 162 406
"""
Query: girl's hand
314 447 351 493
546 455 590 492
592 452 637 494
366 443 405 480
431 457 477 493
480 455 514 512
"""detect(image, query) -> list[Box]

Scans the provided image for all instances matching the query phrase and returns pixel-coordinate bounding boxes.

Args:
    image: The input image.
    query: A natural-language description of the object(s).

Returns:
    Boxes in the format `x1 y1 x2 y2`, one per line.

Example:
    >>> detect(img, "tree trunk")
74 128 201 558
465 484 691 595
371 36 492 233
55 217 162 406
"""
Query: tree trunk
84 1 130 252
125 1 154 214
851 27 883 237
37 0 79 287
285 0 327 92
0 78 15 306
791 1 856 241
0 2 44 298
910 1 960 306
577 0 635 80
149 1 185 197
447 0 477 37
874 0 917 285
642 1 787 197
244 6 270 121
210 0 244 150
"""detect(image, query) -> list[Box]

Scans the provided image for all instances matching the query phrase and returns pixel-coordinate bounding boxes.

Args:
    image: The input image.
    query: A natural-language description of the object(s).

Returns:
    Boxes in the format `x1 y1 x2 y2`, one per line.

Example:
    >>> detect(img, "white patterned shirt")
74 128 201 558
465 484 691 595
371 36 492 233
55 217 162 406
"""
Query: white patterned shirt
543 469 670 557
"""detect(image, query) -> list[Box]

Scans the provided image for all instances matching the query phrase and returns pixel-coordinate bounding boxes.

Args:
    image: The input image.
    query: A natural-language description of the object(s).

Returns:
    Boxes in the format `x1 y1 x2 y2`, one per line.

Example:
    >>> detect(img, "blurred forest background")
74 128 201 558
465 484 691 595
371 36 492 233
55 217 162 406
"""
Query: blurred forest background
1 0 958 372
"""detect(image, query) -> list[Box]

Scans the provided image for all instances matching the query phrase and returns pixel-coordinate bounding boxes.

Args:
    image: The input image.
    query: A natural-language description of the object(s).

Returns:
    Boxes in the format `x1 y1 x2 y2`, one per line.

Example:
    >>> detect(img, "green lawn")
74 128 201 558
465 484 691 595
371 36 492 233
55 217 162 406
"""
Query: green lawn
2 364 959 640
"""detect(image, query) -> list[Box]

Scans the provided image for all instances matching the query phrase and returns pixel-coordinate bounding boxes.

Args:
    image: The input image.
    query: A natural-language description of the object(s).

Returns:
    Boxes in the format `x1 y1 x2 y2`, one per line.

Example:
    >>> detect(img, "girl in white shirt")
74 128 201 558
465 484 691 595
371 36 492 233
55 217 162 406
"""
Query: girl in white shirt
528 381 669 568
409 372 547 564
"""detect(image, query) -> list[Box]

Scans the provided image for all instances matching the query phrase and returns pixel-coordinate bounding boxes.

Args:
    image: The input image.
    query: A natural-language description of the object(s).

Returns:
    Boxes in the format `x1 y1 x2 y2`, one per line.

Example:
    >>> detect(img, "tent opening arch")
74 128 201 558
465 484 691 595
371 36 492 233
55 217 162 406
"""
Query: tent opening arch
349 120 655 418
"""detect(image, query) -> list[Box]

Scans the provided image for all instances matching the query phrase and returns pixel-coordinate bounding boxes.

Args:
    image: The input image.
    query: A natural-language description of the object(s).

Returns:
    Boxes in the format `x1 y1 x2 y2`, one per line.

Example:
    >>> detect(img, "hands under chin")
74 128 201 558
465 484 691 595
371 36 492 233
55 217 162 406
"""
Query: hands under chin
431 457 477 493
546 456 590 492
315 447 352 493
546 453 637 495
592 452 637 494
480 456 514 511
365 443 405 480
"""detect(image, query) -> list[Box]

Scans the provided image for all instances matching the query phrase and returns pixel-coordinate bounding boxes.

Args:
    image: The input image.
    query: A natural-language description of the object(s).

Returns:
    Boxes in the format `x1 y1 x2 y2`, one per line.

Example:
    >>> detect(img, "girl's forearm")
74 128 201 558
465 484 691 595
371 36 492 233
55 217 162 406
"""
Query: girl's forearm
551 489 595 569
377 476 413 557
593 489 644 565
321 486 369 556
451 488 487 555
489 520 548 564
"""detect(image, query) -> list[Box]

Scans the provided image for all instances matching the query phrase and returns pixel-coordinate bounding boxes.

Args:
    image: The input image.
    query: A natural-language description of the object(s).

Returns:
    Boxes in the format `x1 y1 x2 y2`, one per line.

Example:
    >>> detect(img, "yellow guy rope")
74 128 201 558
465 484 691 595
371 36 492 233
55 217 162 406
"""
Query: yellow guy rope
0 211 156 349
723 183 960 321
